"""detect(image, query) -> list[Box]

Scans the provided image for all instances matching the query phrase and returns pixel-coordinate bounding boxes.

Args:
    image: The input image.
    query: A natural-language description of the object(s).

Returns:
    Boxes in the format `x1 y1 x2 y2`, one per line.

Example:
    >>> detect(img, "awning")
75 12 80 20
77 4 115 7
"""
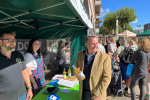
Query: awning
0 0 93 65
118 30 136 37
137 29 150 37
0 0 93 39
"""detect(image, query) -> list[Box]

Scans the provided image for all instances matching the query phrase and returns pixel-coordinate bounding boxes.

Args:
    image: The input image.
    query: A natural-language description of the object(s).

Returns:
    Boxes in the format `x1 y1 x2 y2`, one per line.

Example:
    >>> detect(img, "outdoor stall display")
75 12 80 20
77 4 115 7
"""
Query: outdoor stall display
32 76 80 100
118 30 136 37
136 29 150 37
0 0 93 66
0 0 93 99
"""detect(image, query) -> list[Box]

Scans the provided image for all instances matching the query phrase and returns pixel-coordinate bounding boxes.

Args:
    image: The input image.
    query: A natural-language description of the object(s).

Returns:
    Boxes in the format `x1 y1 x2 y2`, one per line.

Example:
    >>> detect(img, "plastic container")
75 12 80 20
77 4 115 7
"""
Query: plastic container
68 67 71 77
72 64 85 80
63 68 66 79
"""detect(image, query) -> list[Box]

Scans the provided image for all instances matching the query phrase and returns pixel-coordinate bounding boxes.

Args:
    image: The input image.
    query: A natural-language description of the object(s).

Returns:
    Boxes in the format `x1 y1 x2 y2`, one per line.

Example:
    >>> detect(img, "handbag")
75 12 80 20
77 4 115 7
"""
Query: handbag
126 63 134 78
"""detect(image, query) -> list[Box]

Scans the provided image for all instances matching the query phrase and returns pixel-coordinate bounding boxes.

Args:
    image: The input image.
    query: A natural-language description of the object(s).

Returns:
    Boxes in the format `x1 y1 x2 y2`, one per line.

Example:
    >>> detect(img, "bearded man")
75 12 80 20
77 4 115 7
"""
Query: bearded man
0 31 33 100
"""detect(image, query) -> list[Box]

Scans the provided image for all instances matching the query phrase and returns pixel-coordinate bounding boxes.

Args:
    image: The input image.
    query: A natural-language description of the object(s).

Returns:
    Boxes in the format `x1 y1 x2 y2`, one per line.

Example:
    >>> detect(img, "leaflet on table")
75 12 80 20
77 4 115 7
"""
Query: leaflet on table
58 79 76 88
47 93 60 100
49 79 59 87
52 75 63 80
59 87 72 93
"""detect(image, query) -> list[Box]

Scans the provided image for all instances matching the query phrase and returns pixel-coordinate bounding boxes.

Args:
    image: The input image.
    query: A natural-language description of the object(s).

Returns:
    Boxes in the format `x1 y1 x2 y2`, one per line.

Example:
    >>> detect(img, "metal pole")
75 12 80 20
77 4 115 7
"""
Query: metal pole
116 15 119 40
116 19 118 36
137 25 139 34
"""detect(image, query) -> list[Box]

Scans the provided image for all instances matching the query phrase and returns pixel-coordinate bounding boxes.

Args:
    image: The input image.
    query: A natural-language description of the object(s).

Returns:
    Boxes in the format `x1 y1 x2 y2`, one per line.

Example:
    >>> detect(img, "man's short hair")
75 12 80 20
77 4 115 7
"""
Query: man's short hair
85 34 98 43
0 31 16 39
120 38 127 45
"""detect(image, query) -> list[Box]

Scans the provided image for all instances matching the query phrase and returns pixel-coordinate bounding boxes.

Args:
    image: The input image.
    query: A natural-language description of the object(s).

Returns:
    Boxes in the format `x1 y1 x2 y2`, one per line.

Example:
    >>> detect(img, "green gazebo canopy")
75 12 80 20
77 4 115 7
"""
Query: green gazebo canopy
0 0 93 64
137 29 150 37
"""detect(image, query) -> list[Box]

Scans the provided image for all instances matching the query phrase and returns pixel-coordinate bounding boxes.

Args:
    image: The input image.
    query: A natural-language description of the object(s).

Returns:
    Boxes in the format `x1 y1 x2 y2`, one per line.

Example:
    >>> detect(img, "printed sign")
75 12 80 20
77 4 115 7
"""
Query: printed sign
16 40 29 56
87 28 93 35
70 0 93 28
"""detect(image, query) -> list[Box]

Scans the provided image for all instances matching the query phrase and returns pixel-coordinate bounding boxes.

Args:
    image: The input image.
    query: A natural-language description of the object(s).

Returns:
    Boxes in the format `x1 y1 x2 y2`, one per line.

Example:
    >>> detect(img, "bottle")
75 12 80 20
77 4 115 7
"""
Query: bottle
72 64 86 80
63 68 66 79
68 67 71 78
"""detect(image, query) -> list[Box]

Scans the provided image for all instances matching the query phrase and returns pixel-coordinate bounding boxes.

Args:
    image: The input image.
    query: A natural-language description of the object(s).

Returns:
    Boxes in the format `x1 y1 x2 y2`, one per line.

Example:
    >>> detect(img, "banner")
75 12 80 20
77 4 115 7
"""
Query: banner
16 40 29 55
69 0 93 28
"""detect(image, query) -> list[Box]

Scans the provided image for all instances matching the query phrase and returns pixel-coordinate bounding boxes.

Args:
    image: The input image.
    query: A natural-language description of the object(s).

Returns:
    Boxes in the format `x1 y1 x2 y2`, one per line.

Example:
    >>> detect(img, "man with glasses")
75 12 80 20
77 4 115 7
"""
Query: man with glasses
0 31 33 100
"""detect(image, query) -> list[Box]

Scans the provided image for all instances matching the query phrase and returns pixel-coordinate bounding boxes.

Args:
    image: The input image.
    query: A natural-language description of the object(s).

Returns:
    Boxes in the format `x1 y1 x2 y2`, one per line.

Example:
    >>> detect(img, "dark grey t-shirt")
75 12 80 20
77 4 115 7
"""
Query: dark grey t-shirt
130 50 150 76
0 51 26 100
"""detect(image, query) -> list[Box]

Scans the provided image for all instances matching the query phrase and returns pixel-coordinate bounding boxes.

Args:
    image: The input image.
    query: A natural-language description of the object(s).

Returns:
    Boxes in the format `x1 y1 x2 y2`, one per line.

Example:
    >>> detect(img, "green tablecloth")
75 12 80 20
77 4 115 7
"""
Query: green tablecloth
32 81 80 100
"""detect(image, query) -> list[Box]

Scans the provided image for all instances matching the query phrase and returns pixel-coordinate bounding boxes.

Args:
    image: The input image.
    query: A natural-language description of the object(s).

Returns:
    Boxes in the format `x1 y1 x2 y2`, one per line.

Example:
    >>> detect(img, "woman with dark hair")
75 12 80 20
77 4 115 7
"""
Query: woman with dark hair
130 37 150 100
24 38 46 96
56 40 69 73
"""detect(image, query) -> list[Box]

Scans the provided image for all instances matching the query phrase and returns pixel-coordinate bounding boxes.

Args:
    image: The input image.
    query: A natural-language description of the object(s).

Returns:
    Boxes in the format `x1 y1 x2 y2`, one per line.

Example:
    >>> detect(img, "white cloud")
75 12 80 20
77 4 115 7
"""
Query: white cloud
100 8 110 17
133 26 144 30
101 8 104 14
131 19 138 23
133 27 138 30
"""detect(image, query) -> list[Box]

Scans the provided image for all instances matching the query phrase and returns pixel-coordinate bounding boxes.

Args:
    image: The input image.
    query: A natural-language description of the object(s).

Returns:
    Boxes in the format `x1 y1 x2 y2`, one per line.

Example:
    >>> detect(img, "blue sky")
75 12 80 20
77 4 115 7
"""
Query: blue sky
100 0 150 30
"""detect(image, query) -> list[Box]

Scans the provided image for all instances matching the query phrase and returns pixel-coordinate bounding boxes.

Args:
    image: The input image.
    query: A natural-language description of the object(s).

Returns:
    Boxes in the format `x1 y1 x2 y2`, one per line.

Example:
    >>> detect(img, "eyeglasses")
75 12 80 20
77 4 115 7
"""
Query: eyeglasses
138 42 140 43
0 39 16 43
33 43 41 46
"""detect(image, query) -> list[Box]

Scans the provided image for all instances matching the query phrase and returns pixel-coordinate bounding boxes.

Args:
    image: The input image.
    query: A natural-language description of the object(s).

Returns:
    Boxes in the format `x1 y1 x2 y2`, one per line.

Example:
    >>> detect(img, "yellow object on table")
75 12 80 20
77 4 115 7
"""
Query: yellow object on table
64 76 77 81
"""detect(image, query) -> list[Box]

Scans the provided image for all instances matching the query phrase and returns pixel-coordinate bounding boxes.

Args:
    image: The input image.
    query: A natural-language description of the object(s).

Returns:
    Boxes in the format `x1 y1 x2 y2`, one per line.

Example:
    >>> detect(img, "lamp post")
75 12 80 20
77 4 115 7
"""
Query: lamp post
116 15 119 40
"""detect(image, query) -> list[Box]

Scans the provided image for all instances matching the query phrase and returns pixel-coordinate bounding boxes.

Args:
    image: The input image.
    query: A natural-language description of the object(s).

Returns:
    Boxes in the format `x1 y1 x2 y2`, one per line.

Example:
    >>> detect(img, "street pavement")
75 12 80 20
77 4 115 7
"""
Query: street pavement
107 85 141 100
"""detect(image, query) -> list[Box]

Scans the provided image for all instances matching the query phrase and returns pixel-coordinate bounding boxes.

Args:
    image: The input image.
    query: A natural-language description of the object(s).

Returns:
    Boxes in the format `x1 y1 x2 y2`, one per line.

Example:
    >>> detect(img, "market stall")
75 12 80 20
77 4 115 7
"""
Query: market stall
0 0 93 65
137 29 150 37
118 30 136 37
32 79 80 100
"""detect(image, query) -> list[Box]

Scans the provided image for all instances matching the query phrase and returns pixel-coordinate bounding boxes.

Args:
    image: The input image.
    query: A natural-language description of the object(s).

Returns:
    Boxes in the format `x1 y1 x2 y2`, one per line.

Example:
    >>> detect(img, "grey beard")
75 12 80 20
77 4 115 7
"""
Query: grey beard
2 45 15 52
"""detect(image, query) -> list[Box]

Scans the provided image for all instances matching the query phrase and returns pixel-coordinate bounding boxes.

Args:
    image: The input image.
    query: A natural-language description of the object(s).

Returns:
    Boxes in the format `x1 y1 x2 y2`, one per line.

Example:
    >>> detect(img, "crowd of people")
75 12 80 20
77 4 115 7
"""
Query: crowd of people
98 36 150 100
1 30 150 100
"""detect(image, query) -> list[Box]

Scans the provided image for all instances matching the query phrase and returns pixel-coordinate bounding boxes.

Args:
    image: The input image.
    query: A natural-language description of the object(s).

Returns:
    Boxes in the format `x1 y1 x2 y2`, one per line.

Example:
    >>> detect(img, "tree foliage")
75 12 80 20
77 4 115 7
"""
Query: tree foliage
118 25 123 33
117 6 137 31
99 25 109 36
114 23 133 33
100 6 137 35
125 23 133 32
103 12 116 34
